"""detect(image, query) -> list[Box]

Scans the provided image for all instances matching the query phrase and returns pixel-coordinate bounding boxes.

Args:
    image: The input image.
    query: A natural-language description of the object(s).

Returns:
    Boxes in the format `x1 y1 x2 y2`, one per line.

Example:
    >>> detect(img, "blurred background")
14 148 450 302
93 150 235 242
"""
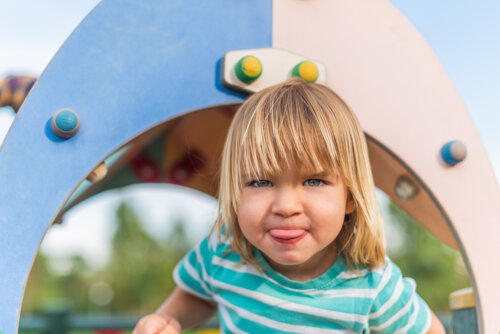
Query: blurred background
1 0 498 333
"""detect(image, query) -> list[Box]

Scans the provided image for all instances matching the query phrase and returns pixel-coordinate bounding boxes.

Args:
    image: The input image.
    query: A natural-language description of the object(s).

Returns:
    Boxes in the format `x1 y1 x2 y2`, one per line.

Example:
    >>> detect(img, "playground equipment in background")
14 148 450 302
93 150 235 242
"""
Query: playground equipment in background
0 1 498 333
0 76 36 112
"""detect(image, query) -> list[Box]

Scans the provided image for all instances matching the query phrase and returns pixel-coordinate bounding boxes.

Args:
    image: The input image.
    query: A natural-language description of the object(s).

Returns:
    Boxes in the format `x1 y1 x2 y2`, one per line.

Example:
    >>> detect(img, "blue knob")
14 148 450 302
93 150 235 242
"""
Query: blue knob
51 109 80 138
441 140 467 166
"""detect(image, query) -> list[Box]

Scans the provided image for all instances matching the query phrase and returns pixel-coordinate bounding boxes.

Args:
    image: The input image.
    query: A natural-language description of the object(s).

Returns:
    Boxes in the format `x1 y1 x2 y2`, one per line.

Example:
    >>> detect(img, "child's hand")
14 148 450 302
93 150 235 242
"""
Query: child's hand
133 313 181 334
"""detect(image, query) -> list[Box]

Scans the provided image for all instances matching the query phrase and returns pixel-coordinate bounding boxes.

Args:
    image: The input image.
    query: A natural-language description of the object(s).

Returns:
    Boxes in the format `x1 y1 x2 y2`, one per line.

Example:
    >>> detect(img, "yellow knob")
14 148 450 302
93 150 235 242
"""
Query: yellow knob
292 61 319 83
235 56 263 83
242 56 262 77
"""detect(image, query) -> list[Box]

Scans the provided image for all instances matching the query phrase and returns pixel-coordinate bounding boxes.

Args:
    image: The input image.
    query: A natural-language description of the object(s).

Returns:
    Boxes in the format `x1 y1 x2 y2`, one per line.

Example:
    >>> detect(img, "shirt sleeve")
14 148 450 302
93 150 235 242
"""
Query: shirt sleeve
173 234 216 301
368 258 432 334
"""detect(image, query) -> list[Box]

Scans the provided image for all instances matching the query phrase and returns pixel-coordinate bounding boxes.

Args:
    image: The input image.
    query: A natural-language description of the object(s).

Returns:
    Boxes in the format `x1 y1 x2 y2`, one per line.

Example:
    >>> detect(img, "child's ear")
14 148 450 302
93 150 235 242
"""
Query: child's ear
345 193 356 214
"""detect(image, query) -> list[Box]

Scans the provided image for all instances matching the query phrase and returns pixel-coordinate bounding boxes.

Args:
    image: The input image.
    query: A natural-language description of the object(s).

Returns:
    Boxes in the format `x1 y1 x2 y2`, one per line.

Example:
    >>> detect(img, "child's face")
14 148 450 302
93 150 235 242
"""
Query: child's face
237 166 355 280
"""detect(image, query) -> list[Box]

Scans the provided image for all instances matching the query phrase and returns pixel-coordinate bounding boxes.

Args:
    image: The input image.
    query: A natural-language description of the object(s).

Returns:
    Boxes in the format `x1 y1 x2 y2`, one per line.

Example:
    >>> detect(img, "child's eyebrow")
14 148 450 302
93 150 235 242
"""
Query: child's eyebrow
305 171 339 180
304 171 328 178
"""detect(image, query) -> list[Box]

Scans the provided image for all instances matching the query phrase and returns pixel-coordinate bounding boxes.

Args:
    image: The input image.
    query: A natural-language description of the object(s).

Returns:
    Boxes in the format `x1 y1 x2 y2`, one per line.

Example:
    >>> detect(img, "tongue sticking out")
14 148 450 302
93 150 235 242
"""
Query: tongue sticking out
269 229 306 239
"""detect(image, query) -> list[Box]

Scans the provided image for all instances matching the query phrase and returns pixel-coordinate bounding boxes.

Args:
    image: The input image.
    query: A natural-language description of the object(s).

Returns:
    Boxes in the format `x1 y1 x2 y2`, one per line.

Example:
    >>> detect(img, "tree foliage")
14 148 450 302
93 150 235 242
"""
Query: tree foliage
102 201 191 313
22 200 193 314
386 201 471 312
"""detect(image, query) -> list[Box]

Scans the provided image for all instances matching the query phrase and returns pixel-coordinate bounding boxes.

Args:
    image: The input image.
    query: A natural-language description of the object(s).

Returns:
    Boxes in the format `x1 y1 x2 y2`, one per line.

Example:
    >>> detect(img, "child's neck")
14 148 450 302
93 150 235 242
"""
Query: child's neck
264 242 339 282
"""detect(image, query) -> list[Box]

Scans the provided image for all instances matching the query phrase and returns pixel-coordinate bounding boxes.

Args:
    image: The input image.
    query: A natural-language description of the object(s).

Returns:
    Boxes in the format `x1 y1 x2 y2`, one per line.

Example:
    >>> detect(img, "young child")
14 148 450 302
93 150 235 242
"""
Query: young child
133 78 445 334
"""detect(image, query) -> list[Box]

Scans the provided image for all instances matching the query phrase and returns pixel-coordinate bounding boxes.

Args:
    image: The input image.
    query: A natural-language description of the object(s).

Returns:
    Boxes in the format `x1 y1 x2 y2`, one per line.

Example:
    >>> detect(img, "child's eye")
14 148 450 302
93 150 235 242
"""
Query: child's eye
249 180 273 187
304 179 325 187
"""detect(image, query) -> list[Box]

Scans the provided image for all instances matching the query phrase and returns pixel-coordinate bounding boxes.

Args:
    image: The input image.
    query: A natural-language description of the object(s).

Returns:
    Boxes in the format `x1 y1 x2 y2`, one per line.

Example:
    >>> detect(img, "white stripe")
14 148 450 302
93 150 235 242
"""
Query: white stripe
174 273 212 301
212 255 378 298
182 255 211 296
369 275 405 319
375 259 394 295
219 305 248 334
396 296 419 333
214 294 352 334
320 288 377 299
212 255 263 276
195 243 211 284
212 256 321 294
369 283 415 331
208 232 218 252
207 275 367 324
336 269 370 279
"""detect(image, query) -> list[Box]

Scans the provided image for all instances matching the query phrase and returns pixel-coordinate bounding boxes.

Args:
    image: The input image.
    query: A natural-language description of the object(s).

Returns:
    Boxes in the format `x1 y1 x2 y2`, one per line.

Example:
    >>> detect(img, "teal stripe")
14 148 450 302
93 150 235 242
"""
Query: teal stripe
211 266 373 314
212 248 385 290
174 238 216 298
211 256 382 293
214 247 242 262
383 306 412 333
369 278 416 331
175 261 211 299
372 263 401 308
198 238 216 274
327 274 383 290
370 280 413 326
220 304 298 334
217 288 357 330
409 295 431 334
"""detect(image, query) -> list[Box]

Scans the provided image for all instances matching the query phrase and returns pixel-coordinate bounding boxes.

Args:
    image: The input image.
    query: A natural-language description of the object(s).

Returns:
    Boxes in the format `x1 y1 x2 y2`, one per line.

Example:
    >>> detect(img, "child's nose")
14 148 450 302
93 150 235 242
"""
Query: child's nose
271 186 303 217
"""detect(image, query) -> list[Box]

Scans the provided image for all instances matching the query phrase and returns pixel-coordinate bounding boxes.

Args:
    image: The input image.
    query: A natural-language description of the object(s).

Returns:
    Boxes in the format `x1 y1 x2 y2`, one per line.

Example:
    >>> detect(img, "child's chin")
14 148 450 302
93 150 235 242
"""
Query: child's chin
272 255 307 266
261 248 308 267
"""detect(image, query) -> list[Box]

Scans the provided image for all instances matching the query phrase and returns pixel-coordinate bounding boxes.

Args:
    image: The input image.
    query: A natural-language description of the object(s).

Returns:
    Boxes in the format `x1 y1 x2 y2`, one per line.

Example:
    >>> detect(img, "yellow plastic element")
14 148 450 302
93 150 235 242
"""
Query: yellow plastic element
195 330 219 334
449 287 475 310
299 61 319 82
242 56 262 77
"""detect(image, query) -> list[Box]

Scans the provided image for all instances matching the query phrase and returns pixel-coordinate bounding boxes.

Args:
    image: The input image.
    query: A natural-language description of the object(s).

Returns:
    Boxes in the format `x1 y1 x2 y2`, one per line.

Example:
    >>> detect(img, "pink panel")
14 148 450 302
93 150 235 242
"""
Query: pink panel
273 0 500 333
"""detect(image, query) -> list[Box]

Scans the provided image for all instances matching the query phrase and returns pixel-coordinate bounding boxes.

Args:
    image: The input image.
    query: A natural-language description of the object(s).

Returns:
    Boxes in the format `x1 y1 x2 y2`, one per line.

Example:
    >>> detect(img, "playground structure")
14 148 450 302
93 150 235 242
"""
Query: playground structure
0 0 499 333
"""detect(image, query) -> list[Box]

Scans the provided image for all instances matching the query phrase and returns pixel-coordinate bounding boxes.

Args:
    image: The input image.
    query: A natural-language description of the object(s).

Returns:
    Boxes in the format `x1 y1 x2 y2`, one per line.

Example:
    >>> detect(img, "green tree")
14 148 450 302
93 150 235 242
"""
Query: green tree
386 201 470 312
22 252 52 312
22 199 196 315
22 253 91 312
101 201 192 313
61 255 91 311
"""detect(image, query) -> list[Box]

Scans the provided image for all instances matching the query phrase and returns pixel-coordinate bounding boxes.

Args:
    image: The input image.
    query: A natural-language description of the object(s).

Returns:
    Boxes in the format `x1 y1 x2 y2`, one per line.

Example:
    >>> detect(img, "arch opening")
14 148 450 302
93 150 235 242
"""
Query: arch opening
20 104 477 332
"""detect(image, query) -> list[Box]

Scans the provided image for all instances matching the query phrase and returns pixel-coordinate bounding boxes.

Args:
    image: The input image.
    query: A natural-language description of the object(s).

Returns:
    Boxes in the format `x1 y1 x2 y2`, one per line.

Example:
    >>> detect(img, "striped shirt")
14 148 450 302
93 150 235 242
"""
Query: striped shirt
174 233 431 333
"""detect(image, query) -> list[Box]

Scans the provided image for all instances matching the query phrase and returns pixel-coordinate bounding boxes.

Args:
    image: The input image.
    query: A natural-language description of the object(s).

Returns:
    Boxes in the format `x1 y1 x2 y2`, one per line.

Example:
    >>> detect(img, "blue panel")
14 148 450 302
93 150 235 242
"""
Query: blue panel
0 0 271 332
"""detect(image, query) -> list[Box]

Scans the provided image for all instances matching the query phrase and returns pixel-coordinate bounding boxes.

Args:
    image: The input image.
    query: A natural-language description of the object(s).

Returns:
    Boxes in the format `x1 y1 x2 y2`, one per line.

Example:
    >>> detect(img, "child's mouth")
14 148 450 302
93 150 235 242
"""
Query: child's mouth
269 229 307 244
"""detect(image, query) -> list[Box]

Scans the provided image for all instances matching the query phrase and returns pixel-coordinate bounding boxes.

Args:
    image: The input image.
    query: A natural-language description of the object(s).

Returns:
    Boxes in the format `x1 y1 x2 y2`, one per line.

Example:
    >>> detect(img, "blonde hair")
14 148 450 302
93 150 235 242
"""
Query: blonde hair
216 78 386 270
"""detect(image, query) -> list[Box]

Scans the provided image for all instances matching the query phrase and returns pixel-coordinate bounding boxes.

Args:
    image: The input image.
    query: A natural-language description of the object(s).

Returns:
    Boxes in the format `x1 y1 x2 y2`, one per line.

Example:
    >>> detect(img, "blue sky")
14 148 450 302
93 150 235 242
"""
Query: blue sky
0 1 498 267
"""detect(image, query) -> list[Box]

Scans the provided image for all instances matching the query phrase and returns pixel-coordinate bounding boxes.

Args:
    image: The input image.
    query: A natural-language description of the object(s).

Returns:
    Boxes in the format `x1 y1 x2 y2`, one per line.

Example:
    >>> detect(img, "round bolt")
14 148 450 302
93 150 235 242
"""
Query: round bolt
395 176 419 200
441 140 467 166
51 108 80 139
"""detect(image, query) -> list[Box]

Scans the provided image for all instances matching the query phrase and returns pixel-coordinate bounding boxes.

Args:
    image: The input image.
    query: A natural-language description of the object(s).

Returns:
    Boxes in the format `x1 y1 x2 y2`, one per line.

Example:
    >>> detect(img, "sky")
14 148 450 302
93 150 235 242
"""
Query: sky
0 0 499 269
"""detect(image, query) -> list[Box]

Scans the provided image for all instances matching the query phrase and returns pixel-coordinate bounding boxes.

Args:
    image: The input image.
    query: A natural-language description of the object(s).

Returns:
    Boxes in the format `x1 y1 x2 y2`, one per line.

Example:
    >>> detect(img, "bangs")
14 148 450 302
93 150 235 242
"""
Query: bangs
233 88 341 184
